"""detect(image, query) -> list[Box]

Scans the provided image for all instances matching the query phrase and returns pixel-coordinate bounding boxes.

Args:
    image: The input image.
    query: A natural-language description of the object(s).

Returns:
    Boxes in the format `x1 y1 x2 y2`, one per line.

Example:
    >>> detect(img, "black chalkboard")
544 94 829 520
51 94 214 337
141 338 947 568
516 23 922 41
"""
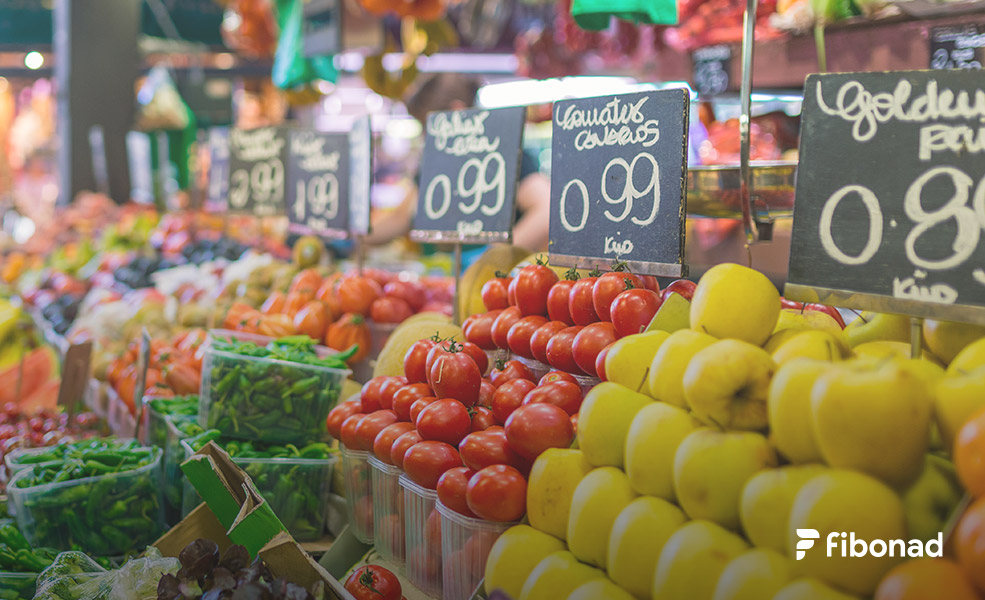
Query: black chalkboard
411 106 526 243
206 127 229 212
930 25 984 70
786 71 985 324
349 116 373 236
693 45 731 96
302 0 342 57
548 89 690 277
227 126 288 217
286 130 351 239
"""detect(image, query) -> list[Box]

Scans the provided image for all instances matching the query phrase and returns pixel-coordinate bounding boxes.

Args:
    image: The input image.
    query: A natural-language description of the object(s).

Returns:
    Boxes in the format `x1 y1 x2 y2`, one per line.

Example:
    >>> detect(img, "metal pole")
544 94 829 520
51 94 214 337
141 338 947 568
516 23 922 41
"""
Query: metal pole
452 243 463 326
739 0 759 245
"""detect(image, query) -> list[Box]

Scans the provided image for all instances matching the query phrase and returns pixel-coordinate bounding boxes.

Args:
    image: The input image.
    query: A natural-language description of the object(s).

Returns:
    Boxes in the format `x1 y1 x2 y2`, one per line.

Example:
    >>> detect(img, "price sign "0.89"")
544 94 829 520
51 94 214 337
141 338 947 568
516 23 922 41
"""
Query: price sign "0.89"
411 107 526 243
787 71 985 324
227 127 288 217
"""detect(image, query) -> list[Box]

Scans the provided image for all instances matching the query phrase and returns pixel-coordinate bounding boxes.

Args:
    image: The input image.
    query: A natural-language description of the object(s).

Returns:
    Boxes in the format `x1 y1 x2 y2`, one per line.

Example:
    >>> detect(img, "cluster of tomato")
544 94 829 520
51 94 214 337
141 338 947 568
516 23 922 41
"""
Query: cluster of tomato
0 404 101 492
224 268 453 364
105 329 204 414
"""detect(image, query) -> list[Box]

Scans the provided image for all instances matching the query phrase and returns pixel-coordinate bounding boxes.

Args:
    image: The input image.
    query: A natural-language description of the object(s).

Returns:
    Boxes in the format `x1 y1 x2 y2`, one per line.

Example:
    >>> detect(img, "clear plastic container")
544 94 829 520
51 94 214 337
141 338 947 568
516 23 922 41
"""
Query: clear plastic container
106 386 136 438
437 501 515 600
573 373 601 395
180 439 336 541
140 395 198 448
198 329 350 443
0 571 38 598
514 355 550 382
368 456 404 565
400 474 442 597
351 321 400 383
341 446 374 544
7 448 165 556
163 418 202 525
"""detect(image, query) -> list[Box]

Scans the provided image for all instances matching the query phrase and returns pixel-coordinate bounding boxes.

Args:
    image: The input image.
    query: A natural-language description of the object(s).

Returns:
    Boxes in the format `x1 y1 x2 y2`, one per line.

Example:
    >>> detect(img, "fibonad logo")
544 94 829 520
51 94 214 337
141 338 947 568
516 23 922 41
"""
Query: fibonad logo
794 529 943 560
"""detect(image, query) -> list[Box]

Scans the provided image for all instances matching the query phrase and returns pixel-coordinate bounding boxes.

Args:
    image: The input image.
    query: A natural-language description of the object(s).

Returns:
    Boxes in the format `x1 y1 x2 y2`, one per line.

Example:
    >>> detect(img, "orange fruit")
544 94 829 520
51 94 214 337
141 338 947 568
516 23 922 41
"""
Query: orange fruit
875 558 980 600
955 407 985 498
956 497 985 594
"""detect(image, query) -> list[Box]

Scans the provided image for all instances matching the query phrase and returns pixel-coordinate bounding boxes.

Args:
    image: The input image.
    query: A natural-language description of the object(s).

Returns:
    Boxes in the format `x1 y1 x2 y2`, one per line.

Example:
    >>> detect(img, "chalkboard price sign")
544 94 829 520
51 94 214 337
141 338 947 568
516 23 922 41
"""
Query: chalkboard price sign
930 25 983 70
410 106 527 243
227 126 288 217
692 45 731 96
786 71 985 324
286 130 350 239
206 127 230 212
548 89 690 277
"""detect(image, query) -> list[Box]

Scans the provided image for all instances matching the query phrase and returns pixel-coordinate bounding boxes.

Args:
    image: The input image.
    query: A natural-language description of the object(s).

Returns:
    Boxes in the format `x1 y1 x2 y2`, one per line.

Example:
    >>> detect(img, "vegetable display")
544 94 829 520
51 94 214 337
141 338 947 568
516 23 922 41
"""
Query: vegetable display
8 445 165 557
201 334 351 443
144 395 200 450
6 437 147 472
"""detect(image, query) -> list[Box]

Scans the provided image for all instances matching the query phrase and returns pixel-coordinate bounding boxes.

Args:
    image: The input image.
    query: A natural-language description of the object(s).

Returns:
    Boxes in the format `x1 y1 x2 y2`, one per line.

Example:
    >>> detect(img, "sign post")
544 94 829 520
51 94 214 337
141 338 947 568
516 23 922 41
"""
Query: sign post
349 116 374 274
410 106 527 323
548 89 691 276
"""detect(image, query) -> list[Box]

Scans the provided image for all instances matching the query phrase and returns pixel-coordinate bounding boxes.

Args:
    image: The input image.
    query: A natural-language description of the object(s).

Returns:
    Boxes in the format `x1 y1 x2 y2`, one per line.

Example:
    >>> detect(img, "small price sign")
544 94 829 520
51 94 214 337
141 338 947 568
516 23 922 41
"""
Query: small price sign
548 89 690 276
286 129 351 239
692 45 731 96
930 25 984 70
349 116 373 236
786 71 985 324
227 126 288 217
206 127 230 212
410 106 527 243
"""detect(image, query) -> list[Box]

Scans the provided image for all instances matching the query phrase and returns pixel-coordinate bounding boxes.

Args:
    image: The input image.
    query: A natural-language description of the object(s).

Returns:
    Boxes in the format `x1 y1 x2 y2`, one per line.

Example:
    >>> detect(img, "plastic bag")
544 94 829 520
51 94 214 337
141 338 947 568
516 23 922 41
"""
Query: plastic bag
272 0 338 90
34 549 180 600
135 66 192 132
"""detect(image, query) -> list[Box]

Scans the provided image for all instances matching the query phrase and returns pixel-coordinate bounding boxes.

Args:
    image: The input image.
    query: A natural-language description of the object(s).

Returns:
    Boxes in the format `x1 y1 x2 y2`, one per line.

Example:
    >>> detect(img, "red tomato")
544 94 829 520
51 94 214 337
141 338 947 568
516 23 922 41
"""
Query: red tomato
490 359 535 387
507 277 517 306
340 414 366 450
391 430 423 469
481 275 512 311
370 297 414 324
522 381 583 416
261 292 286 315
610 288 662 338
355 410 399 451
514 263 559 317
293 301 329 340
546 326 585 374
429 349 481 406
410 397 438 425
338 276 383 316
326 400 362 439
661 279 697 301
529 321 567 364
437 466 476 517
345 565 402 600
539 371 578 386
595 344 612 381
478 381 495 408
425 341 456 376
464 310 499 350
507 316 549 359
461 342 489 375
640 275 660 292
471 406 497 431
360 377 389 412
466 465 527 522
546 278 578 325
404 338 437 384
416 399 472 445
403 441 463 489
459 428 521 471
383 280 427 311
373 422 416 463
572 322 617 377
568 275 600 325
593 272 644 321
505 403 575 460
491 378 537 424
392 383 431 421
491 307 522 350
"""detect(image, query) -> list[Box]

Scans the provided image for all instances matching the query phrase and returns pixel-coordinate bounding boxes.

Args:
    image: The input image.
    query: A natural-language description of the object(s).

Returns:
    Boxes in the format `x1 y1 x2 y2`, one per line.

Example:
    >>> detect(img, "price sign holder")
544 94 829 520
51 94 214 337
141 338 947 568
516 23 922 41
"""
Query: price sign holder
349 116 374 274
692 45 732 96
227 126 288 218
410 106 527 323
548 89 690 277
57 341 92 414
785 71 985 341
286 129 352 241
132 329 152 442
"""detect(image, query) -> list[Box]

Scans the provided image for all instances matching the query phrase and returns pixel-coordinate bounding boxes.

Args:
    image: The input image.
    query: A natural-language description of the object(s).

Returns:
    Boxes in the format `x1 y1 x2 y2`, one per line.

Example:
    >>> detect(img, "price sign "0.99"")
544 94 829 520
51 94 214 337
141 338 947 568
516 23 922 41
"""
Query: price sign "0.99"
411 106 526 243
787 71 985 324
227 127 288 217
548 89 690 276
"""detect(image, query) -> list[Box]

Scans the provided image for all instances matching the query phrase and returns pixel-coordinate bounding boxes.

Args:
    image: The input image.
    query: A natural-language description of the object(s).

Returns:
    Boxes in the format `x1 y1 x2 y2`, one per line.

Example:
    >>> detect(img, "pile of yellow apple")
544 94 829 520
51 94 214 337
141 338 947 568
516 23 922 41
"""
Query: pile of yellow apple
483 263 985 600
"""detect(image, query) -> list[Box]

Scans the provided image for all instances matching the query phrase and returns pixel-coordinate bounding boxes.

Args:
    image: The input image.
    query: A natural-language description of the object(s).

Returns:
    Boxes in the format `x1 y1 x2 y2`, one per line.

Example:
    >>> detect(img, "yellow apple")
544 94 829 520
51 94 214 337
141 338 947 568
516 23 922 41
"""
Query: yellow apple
690 263 781 346
772 308 845 337
712 548 795 600
485 525 566 598
843 311 911 347
934 367 985 452
673 429 777 530
739 464 828 553
568 579 637 600
567 467 638 569
949 337 985 374
773 579 860 600
811 359 932 488
578 382 653 468
607 497 686 600
652 520 749 600
901 454 964 543
625 402 700 500
768 358 834 464
922 319 985 365
647 292 691 333
647 329 717 407
520 550 606 600
684 339 776 430
605 331 670 394
788 470 906 596
526 448 593 540
771 330 850 366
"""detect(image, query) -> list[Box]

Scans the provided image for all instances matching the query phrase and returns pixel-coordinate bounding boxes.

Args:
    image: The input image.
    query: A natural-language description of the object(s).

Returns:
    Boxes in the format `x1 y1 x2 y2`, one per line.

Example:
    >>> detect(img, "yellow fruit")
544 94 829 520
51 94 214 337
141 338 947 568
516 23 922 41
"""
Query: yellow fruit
647 292 691 333
843 311 911 347
647 329 717 407
607 497 686 599
567 579 637 600
373 321 462 377
934 367 985 452
652 520 749 600
739 464 828 552
567 467 638 569
485 525 566 598
771 309 845 337
774 579 860 600
519 551 605 600
683 339 775 431
625 402 699 501
768 359 834 464
458 244 530 319
527 448 593 540
690 263 781 346
922 319 985 365
578 382 653 468
949 338 985 374
605 331 670 394
712 548 795 600
771 330 850 365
